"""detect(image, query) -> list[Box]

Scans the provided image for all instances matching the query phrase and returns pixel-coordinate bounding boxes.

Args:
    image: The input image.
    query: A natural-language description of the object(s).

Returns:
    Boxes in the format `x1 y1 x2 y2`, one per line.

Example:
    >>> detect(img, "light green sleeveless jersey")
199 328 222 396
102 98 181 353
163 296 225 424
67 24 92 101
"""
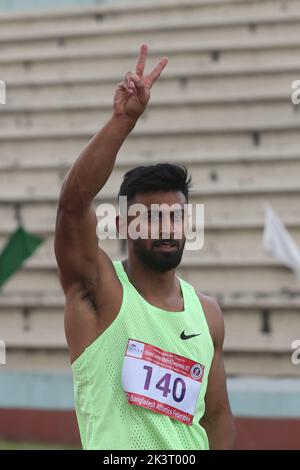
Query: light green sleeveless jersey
71 260 214 450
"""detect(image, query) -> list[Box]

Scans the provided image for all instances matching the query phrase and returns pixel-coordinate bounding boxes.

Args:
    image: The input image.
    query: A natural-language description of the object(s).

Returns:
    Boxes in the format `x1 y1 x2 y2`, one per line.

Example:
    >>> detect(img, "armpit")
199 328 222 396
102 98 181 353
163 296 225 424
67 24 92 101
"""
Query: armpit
81 277 101 313
81 289 100 313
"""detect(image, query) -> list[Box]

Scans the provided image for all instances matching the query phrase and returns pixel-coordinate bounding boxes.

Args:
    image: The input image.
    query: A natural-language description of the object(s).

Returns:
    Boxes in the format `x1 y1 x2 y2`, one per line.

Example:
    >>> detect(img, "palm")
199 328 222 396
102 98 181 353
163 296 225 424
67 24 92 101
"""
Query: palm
113 44 168 120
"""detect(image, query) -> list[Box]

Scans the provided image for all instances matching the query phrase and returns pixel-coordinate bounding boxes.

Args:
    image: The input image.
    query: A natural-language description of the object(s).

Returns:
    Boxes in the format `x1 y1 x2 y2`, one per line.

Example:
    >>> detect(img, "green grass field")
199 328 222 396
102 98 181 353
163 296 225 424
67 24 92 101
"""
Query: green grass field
0 440 81 450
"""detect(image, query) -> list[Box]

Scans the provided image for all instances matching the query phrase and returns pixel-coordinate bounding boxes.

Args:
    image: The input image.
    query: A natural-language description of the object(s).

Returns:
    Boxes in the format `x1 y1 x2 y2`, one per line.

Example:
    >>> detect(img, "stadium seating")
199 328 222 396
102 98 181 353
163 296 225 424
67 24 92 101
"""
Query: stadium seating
1 0 300 377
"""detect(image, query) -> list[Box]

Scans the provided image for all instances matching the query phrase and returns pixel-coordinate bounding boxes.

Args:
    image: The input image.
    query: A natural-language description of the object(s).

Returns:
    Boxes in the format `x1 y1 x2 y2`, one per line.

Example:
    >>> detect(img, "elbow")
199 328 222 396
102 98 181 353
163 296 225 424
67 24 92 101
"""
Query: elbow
223 413 236 450
201 408 236 450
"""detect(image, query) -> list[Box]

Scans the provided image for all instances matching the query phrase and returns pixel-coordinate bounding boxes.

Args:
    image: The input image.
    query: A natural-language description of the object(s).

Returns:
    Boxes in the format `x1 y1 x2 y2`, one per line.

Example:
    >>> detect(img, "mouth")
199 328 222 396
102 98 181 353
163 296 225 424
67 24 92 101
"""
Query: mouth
152 241 178 252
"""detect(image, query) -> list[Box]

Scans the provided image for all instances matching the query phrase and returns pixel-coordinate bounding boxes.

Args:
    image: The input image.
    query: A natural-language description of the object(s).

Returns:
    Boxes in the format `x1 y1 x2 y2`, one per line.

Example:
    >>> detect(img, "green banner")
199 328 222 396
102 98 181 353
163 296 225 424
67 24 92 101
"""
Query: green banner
0 226 44 289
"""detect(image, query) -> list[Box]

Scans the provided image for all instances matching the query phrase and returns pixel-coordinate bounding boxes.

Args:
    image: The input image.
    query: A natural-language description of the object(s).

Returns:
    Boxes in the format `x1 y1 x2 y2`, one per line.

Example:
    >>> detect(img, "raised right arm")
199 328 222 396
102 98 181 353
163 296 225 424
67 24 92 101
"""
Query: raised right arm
54 45 168 361
54 44 168 309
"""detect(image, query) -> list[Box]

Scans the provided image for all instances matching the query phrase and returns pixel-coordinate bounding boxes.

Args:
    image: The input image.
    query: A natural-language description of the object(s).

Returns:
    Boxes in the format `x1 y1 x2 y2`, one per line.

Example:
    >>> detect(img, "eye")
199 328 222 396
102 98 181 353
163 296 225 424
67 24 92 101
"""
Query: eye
173 210 184 222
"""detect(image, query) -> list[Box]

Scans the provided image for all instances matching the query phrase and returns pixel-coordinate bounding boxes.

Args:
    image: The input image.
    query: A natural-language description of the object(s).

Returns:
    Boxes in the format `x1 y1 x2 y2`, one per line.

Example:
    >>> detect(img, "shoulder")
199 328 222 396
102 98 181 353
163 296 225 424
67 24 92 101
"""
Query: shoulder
195 289 225 349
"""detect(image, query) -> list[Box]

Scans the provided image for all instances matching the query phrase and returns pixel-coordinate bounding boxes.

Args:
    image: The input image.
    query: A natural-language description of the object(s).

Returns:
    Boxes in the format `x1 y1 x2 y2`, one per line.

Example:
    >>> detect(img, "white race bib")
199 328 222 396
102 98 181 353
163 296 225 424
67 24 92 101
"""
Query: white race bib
122 339 205 425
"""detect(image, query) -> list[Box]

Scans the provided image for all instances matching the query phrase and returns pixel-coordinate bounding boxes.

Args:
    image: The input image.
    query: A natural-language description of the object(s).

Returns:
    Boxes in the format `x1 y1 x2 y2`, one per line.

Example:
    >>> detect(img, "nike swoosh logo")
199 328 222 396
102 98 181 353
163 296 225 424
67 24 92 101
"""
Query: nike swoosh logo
180 330 201 340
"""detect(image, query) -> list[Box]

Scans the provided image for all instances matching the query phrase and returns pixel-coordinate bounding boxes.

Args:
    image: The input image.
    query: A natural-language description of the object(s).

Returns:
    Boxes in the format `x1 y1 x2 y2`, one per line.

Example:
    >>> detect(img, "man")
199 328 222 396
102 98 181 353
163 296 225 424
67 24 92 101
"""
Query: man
54 44 235 450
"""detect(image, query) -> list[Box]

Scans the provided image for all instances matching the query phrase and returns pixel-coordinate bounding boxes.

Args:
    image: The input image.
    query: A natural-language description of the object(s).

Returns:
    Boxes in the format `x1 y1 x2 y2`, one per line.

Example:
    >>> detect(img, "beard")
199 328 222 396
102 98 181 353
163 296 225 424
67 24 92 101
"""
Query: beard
133 238 185 272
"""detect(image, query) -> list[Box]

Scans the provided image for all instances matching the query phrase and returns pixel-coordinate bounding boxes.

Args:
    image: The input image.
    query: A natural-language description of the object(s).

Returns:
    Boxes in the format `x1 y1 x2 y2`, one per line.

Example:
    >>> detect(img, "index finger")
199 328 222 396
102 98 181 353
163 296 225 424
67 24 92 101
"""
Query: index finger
136 43 148 77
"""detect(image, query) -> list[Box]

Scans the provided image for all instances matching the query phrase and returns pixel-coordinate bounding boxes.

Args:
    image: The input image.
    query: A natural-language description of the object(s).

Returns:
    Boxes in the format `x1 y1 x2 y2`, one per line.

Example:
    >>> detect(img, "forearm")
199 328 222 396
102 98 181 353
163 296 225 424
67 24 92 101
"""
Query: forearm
201 411 236 450
59 113 137 210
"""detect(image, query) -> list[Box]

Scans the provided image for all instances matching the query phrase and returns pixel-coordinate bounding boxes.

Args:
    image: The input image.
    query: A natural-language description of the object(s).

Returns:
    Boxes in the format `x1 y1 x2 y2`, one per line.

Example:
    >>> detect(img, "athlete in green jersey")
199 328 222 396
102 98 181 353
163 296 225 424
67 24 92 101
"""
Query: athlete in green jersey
54 44 235 450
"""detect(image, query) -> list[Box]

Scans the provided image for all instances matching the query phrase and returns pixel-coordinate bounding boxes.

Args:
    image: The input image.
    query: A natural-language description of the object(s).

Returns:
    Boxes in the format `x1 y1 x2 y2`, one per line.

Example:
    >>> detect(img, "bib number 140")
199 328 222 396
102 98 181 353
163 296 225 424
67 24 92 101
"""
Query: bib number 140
143 365 186 403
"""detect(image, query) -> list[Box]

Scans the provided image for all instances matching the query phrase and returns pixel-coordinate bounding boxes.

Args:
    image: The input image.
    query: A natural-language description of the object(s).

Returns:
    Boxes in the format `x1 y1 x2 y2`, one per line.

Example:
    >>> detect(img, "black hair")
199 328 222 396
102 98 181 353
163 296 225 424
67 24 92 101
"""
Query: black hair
118 163 192 204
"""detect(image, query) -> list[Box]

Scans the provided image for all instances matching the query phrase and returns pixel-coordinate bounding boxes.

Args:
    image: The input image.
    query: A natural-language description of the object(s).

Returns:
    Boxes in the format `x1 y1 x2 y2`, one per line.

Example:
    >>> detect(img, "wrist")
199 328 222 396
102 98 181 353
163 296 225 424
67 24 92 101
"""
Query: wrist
111 112 138 131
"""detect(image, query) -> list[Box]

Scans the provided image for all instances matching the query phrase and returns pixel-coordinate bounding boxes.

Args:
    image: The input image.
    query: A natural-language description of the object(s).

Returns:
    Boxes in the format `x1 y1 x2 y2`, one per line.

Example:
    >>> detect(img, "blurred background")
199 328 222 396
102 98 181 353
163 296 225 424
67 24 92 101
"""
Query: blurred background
0 0 300 450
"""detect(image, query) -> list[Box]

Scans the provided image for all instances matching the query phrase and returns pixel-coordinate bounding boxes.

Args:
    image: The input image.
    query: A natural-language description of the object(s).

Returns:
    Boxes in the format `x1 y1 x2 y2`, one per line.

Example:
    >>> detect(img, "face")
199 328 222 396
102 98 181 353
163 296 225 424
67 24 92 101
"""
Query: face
120 191 187 272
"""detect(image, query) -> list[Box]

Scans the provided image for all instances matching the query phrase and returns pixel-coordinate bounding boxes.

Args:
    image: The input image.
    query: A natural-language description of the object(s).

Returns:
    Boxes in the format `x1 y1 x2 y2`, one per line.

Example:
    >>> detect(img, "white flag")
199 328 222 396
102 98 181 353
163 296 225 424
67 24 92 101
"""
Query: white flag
263 204 300 279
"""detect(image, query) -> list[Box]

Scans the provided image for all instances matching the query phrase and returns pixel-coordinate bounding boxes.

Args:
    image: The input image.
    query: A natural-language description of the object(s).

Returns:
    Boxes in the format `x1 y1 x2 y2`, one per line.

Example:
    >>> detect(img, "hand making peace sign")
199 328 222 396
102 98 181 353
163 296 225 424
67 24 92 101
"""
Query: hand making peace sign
113 44 168 120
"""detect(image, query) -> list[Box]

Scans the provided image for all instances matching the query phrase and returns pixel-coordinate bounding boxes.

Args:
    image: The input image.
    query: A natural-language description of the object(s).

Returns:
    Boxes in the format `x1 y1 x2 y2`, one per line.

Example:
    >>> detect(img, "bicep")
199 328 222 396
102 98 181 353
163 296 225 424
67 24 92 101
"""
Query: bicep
201 345 235 449
54 202 99 293
198 293 235 448
200 295 231 418
204 345 231 419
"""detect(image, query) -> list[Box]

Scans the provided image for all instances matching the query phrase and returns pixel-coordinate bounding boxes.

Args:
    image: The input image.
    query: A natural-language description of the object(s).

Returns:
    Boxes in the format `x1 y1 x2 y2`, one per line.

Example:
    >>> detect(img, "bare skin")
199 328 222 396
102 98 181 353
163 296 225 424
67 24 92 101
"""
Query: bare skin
54 44 235 450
